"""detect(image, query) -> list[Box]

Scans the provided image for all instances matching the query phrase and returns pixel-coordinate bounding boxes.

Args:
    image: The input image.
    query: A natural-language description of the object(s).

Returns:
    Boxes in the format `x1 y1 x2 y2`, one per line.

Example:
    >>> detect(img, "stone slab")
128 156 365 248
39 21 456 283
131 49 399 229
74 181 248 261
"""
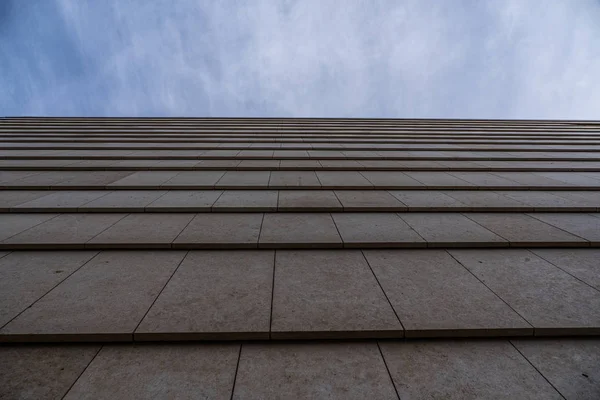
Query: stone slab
52 171 133 188
173 213 263 248
13 191 110 212
233 342 398 399
492 172 574 188
364 250 531 337
388 190 466 211
259 213 342 248
0 213 58 242
64 344 239 400
3 213 125 249
318 160 364 169
214 171 271 189
334 190 405 211
0 345 101 400
316 171 373 189
107 171 178 188
531 249 600 290
447 171 524 187
212 190 278 211
465 213 586 247
80 190 167 212
0 251 98 327
278 190 342 211
163 171 226 188
87 213 194 248
528 213 600 244
237 160 280 169
136 251 273 340
512 338 600 400
332 213 425 248
449 249 600 335
268 171 321 188
0 190 53 211
400 213 508 247
271 250 402 338
279 160 321 169
0 251 186 342
404 171 476 188
380 340 562 399
145 190 222 211
497 190 594 211
195 159 241 168
443 191 531 211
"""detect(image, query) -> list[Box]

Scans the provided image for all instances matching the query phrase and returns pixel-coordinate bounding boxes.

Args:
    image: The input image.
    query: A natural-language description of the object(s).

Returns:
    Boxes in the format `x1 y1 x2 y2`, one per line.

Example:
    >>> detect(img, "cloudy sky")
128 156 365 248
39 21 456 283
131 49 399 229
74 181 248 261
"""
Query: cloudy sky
1 0 599 118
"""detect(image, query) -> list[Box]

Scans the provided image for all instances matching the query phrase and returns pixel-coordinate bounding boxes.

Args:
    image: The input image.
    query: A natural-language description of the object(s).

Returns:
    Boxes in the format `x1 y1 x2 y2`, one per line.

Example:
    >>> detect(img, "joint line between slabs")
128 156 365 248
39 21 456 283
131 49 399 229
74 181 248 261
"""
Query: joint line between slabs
229 344 243 400
269 250 277 339
445 250 535 332
525 212 592 243
377 342 402 400
60 345 104 400
508 340 567 400
528 249 600 294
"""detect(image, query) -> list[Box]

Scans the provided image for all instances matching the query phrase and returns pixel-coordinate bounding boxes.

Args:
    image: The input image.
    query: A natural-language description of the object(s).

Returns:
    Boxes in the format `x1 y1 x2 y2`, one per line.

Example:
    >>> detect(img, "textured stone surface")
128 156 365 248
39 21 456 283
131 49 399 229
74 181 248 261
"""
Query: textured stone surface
174 213 263 248
278 190 342 211
145 190 222 211
80 190 167 211
316 171 373 188
163 171 226 188
233 342 397 400
271 250 401 338
450 249 600 334
531 248 600 290
136 251 273 340
212 190 278 211
332 213 425 247
214 171 270 188
528 213 600 244
389 190 466 210
0 213 58 242
380 340 562 399
107 171 178 188
334 190 405 211
13 190 110 211
259 213 342 248
1 251 186 341
365 250 531 336
512 339 600 400
359 171 424 188
268 171 321 188
0 345 101 400
0 190 54 211
64 344 239 400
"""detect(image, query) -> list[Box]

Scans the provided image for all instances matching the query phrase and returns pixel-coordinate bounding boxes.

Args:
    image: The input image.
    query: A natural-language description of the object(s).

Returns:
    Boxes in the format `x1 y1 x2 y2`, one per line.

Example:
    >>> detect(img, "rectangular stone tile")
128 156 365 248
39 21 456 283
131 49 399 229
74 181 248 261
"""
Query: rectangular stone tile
233 342 398 399
357 160 406 169
0 190 53 211
535 172 600 186
364 250 531 337
151 160 199 168
0 214 58 242
136 251 273 340
3 214 126 249
273 150 309 158
388 190 466 210
0 171 44 185
163 171 226 189
173 213 263 248
52 171 133 188
0 251 186 342
497 190 594 211
308 150 345 158
2 172 85 188
237 160 280 169
335 190 405 211
531 249 600 290
316 171 373 189
0 345 101 400
528 213 600 244
268 171 321 188
359 173 425 191
443 191 531 211
63 344 239 399
400 213 507 247
511 339 600 400
87 213 194 248
447 171 524 187
0 251 98 327
271 250 402 338
106 171 178 188
449 249 600 335
238 150 273 158
279 160 321 169
380 341 562 400
259 214 342 248
332 213 425 248
214 171 270 189
202 149 241 158
491 172 575 188
79 190 166 212
318 160 364 169
465 213 586 247
549 191 600 209
13 191 110 212
195 159 241 168
212 190 277 211
145 190 222 211
404 171 476 188
278 190 342 211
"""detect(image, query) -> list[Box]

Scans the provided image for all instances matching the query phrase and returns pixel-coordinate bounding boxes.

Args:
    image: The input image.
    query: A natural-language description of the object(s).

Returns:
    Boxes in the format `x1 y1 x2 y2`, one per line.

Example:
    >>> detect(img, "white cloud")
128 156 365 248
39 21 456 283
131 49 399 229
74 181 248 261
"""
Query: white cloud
4 0 600 118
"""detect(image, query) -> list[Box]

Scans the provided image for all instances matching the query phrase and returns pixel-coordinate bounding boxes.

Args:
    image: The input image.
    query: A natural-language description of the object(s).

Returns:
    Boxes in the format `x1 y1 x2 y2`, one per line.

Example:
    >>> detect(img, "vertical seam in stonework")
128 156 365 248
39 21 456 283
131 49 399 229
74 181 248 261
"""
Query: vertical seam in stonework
60 345 104 400
256 212 266 248
376 342 402 400
143 189 170 211
357 170 376 189
460 212 512 244
132 250 190 338
83 212 132 246
210 190 227 212
275 188 280 211
269 250 277 339
445 250 535 331
361 250 405 331
0 251 12 260
395 213 428 246
525 212 591 243
328 212 344 247
0 250 103 330
171 213 198 244
229 344 243 400
529 249 600 294
508 340 567 400
331 190 344 211
76 190 116 211
0 213 62 242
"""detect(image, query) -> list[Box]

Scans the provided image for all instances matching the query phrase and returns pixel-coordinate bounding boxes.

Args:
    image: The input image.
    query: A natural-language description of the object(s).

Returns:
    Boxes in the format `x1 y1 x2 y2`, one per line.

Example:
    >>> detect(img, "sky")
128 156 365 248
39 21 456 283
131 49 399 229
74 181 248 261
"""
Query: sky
1 0 599 119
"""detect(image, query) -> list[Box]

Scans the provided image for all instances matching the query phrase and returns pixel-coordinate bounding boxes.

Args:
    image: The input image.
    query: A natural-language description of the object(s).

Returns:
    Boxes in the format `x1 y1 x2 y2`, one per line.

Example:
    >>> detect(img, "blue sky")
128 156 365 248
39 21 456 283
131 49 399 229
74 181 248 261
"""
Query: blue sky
1 0 599 118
